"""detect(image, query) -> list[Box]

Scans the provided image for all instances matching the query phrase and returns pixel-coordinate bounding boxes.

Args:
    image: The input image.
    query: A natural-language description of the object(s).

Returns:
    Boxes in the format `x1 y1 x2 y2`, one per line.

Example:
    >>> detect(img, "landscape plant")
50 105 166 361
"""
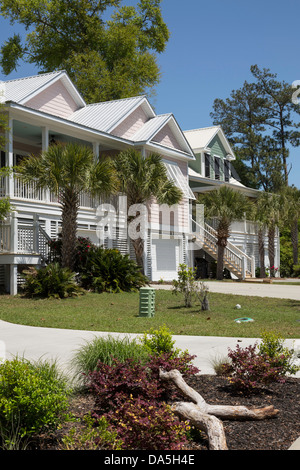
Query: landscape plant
71 335 150 383
60 414 123 451
112 149 182 273
48 236 94 273
172 263 210 309
258 330 300 377
220 332 300 392
79 246 148 292
86 356 194 450
140 324 181 357
0 358 70 445
105 396 189 450
17 142 116 271
21 263 84 299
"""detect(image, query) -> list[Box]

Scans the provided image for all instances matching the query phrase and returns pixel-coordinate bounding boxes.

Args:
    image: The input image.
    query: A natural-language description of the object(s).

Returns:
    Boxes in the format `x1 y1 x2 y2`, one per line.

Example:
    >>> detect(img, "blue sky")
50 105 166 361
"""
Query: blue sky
0 0 299 187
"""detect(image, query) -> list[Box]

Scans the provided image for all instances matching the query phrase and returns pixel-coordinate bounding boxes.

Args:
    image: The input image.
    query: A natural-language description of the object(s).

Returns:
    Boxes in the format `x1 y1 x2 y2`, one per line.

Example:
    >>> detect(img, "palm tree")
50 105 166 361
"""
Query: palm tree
255 191 281 277
17 142 116 270
197 186 253 280
113 149 183 273
280 185 300 266
252 197 270 278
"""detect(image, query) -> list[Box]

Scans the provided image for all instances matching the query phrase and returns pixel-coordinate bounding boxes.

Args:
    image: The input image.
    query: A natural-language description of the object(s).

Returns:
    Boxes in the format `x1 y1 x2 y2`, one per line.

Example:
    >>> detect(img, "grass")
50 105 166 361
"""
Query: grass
0 289 299 339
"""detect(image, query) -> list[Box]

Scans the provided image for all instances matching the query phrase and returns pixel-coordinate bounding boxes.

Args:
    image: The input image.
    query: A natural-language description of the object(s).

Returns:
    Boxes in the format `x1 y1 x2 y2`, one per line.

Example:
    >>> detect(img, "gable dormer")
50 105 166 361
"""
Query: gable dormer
184 126 235 181
3 71 85 119
131 114 194 158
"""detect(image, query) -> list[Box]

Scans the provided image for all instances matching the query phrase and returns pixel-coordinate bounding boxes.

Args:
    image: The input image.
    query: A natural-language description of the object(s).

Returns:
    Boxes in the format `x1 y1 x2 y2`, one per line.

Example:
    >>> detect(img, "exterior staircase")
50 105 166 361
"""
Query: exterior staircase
190 218 255 280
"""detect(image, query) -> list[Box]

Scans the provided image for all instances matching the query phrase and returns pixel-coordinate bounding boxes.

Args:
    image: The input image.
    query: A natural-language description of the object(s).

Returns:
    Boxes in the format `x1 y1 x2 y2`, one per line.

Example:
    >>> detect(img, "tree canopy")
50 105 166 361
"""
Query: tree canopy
0 0 170 102
211 65 300 191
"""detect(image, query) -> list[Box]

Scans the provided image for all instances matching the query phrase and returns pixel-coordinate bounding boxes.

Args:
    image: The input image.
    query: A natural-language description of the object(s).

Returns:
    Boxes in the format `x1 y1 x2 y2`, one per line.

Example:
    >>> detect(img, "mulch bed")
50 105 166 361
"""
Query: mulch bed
185 374 300 451
29 374 300 452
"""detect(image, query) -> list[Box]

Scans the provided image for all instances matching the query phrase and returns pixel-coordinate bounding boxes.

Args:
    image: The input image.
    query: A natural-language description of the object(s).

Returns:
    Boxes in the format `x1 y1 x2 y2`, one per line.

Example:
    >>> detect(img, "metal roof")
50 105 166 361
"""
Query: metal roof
1 70 86 107
69 95 149 133
184 126 236 159
183 126 220 150
130 114 171 142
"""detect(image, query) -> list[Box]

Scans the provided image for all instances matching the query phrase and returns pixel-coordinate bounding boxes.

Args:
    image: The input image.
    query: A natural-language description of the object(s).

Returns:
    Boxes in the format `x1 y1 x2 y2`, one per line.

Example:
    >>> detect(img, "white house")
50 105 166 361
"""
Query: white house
0 70 198 293
183 126 280 279
0 71 277 294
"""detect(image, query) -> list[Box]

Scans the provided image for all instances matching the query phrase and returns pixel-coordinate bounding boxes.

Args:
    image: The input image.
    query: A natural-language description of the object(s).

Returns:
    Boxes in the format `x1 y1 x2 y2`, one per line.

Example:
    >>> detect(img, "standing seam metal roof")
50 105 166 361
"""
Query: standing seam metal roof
68 95 147 133
2 71 65 104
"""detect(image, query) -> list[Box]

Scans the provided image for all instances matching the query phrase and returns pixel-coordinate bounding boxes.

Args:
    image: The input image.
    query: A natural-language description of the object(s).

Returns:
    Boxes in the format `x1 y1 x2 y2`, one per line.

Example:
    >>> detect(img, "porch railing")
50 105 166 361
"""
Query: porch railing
0 212 52 260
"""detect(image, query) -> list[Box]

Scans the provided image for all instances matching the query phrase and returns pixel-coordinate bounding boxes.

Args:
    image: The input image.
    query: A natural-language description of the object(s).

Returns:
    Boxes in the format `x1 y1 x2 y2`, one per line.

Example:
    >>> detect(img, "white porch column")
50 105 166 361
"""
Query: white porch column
10 264 18 296
10 211 18 253
41 126 50 202
93 142 99 160
33 213 39 253
5 118 14 197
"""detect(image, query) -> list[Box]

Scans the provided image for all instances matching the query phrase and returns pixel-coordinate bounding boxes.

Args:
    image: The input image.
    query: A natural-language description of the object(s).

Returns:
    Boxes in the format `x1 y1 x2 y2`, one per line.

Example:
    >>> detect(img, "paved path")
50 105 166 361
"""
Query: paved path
151 280 300 301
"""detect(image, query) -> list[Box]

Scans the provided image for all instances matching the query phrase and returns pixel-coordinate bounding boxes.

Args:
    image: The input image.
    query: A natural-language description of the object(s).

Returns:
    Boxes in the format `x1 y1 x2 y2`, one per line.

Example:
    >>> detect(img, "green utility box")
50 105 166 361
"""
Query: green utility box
139 287 155 317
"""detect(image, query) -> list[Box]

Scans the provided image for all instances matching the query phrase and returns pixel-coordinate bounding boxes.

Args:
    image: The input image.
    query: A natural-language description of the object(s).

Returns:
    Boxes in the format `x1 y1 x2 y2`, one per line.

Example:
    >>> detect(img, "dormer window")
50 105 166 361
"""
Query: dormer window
224 160 230 182
214 156 220 180
204 153 210 178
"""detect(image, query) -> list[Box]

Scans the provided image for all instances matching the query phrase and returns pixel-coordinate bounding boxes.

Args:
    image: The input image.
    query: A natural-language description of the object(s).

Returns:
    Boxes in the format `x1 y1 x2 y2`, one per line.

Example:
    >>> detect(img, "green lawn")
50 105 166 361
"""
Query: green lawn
0 289 299 339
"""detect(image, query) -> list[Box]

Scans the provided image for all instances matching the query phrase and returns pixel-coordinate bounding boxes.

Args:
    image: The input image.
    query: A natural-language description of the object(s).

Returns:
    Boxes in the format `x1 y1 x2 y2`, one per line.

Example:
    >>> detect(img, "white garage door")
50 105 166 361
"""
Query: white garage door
152 239 180 281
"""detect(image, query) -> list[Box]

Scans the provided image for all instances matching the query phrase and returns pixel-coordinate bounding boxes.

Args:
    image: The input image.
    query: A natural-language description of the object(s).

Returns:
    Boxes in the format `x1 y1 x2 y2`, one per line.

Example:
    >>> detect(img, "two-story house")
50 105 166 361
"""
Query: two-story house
184 126 280 279
0 71 276 294
0 70 197 293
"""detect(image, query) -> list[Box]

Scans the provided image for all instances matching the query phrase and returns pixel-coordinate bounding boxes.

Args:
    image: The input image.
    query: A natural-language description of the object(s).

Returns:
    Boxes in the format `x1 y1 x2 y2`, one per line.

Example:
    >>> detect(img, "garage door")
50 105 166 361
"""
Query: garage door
152 239 180 281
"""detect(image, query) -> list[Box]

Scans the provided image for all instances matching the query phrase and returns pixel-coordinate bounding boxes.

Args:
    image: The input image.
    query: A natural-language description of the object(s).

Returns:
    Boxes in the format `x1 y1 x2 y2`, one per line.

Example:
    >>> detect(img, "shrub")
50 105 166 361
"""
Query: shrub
292 265 300 278
106 396 189 450
22 263 84 299
141 324 181 357
172 264 197 307
87 358 163 413
140 325 199 375
79 246 148 293
48 236 94 272
221 344 290 392
0 358 70 442
147 352 200 379
172 264 209 309
258 330 300 377
71 335 150 382
87 357 191 450
60 414 123 450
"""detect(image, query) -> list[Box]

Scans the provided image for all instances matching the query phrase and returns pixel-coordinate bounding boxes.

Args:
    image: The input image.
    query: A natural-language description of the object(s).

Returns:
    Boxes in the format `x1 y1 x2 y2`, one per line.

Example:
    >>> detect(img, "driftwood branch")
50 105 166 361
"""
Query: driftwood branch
159 369 279 451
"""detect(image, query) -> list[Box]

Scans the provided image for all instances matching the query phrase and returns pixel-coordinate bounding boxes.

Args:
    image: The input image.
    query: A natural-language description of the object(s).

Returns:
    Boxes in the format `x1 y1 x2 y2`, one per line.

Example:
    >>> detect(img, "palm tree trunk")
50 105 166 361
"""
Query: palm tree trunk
216 221 229 281
291 219 299 266
216 243 225 280
132 237 145 274
258 227 266 278
61 189 79 271
216 236 228 281
268 225 275 277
